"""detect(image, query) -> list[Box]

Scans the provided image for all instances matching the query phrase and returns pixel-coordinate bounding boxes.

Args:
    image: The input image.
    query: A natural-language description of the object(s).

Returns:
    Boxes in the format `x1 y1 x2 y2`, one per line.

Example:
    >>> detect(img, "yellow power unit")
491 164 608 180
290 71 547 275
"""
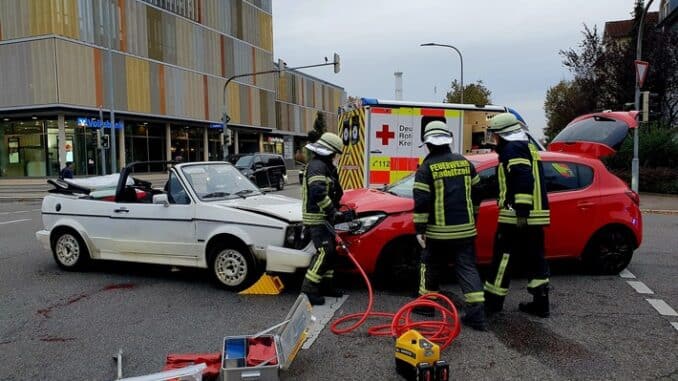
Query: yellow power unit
395 329 440 380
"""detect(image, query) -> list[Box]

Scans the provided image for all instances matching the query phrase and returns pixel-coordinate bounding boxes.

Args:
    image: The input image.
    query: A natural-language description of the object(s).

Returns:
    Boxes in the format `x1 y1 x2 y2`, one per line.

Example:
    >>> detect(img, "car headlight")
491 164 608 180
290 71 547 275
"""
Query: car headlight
284 223 309 249
335 213 386 235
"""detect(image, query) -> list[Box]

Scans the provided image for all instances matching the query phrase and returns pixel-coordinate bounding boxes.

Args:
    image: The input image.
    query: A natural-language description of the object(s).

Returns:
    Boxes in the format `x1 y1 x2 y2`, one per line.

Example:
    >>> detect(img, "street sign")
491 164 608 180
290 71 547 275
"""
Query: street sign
635 60 649 88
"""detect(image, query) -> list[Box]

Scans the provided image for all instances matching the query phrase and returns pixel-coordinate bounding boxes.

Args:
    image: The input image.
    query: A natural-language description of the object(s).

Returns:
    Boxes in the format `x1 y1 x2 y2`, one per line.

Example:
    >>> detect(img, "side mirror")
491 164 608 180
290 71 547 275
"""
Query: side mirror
153 194 170 207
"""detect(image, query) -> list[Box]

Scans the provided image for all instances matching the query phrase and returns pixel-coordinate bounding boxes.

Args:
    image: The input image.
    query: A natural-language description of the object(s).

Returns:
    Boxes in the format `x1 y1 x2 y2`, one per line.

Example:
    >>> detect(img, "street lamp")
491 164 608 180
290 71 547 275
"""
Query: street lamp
632 0 655 193
420 43 464 104
421 43 465 153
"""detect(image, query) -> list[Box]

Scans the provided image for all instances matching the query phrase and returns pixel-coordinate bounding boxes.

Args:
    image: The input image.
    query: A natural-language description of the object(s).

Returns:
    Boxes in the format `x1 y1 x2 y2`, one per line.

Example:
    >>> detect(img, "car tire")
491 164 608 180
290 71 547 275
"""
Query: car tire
374 236 421 291
209 243 261 291
583 226 635 275
51 229 90 271
276 176 284 191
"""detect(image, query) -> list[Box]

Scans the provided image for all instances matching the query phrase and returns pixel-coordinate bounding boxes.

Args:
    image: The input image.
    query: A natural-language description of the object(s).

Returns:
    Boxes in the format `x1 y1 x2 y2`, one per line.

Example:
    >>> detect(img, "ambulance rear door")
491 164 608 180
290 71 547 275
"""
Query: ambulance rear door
367 106 418 187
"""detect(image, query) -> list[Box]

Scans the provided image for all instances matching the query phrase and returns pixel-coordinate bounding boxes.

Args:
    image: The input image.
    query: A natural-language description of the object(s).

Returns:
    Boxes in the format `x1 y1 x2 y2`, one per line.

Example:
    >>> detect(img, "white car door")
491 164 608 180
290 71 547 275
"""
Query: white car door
105 173 197 263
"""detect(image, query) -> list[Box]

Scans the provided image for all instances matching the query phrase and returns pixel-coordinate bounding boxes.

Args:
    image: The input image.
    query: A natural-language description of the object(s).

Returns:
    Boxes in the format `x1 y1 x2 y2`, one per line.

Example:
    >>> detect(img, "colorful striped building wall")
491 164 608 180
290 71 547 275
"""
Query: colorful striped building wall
0 0 276 128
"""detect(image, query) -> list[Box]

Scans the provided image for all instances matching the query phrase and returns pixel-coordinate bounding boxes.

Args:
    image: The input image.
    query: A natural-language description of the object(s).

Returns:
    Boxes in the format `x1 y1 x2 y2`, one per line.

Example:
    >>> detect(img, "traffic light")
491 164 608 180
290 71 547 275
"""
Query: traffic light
333 53 340 74
224 128 232 146
641 91 660 122
100 134 110 149
278 58 286 78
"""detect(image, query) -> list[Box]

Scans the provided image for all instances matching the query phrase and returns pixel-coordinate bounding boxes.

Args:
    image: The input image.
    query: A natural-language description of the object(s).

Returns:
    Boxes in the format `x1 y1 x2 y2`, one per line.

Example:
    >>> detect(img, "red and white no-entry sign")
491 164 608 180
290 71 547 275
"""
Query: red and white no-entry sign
635 60 650 88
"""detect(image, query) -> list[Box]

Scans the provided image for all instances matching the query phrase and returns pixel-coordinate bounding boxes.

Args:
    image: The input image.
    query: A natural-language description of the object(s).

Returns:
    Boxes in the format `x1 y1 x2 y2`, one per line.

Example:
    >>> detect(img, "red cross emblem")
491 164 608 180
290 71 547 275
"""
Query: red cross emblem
376 124 395 145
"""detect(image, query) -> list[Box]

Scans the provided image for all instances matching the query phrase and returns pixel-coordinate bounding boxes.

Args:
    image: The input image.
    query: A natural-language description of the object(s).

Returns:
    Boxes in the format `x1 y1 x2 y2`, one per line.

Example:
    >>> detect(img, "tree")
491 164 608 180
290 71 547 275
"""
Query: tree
313 111 327 136
444 79 492 105
543 80 593 141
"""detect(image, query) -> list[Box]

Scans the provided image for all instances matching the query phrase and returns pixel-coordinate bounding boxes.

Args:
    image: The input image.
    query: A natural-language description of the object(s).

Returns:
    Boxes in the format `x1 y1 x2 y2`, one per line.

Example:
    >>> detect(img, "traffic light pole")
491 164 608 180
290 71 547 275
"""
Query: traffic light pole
99 106 106 175
632 0 654 193
221 57 340 160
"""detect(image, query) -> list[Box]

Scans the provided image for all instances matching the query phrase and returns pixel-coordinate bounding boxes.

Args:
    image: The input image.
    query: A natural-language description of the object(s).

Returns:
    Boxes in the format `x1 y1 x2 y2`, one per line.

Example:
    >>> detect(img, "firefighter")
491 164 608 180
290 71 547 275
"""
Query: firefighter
300 132 347 306
483 112 551 318
413 121 487 331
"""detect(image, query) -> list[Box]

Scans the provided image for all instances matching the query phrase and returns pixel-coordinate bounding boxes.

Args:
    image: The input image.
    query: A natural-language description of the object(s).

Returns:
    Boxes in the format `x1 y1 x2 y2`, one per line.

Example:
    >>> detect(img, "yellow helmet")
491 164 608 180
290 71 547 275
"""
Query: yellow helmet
315 132 344 154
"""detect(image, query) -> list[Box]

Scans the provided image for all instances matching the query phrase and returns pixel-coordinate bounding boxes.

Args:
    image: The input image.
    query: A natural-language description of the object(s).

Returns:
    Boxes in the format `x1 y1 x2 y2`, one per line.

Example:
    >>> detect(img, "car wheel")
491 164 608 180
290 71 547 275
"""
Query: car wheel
374 236 421 290
51 229 90 270
583 227 635 275
276 176 284 191
209 244 261 291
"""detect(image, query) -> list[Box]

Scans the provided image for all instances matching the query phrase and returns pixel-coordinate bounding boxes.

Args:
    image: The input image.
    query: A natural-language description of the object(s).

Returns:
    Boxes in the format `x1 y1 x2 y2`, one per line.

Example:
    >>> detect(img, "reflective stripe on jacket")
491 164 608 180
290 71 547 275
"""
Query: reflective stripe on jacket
413 148 480 240
302 157 342 226
497 141 550 225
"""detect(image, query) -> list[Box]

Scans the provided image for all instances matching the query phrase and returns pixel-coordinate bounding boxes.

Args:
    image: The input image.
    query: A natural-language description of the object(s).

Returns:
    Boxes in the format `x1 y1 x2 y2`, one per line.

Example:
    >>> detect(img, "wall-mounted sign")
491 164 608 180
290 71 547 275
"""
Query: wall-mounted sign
77 118 123 129
209 123 223 129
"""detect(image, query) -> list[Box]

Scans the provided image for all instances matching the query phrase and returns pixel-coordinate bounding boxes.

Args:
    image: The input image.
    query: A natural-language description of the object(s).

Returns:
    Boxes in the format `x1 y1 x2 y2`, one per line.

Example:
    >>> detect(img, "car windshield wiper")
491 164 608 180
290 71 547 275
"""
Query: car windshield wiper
202 191 231 199
234 189 258 198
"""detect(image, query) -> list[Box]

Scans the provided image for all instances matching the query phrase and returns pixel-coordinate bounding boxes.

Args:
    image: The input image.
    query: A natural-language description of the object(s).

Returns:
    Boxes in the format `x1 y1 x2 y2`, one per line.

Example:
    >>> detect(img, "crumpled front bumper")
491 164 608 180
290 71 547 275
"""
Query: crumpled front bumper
36 230 50 251
260 241 315 273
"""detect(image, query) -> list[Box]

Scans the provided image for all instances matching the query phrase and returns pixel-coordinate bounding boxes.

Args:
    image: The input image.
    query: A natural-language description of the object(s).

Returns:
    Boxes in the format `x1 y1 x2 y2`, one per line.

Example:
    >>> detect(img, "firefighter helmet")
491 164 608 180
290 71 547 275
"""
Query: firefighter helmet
488 113 524 134
314 132 344 154
420 120 453 147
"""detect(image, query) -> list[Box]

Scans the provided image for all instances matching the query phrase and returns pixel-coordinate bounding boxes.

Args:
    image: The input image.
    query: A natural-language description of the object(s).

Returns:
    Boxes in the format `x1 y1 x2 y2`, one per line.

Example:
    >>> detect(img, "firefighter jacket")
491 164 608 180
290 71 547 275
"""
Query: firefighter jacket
497 141 550 225
302 156 343 226
413 147 481 240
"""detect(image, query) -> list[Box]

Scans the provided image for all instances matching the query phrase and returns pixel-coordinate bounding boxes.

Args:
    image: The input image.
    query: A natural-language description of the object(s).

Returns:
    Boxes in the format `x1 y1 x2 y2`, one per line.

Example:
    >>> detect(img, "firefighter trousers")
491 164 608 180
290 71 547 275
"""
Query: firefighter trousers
484 224 550 304
419 237 485 305
301 225 337 292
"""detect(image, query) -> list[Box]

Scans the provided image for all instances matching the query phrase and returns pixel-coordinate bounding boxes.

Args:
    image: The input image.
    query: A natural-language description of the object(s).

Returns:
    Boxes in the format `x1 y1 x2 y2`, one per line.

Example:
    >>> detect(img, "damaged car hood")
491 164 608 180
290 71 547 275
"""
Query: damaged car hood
215 194 302 222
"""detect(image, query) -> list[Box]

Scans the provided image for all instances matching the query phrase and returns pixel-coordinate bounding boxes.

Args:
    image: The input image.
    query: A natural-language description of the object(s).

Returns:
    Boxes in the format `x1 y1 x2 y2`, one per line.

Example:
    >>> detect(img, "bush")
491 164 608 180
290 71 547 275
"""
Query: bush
605 124 678 170
609 167 678 194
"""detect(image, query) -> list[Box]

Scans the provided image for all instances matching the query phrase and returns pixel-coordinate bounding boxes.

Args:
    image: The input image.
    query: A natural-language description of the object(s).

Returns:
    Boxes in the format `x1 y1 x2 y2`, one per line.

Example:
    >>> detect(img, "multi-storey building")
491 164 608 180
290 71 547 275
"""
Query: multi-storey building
0 0 345 177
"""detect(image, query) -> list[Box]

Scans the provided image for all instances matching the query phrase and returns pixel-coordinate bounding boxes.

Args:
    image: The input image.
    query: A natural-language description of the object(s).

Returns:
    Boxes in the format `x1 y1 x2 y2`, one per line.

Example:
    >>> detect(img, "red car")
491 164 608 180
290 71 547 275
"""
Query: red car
336 111 642 285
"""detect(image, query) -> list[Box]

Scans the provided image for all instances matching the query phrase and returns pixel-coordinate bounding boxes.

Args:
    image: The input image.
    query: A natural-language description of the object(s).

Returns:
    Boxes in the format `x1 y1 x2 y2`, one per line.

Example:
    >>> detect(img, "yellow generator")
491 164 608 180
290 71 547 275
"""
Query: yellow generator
337 98 526 190
395 329 445 381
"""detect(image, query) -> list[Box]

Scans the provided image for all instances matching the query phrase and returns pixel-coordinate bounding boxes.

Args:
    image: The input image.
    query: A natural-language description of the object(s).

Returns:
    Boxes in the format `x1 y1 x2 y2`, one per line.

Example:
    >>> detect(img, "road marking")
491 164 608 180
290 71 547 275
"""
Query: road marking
627 281 654 294
619 269 636 279
0 219 31 225
302 295 349 350
671 322 678 332
646 299 678 316
0 209 40 215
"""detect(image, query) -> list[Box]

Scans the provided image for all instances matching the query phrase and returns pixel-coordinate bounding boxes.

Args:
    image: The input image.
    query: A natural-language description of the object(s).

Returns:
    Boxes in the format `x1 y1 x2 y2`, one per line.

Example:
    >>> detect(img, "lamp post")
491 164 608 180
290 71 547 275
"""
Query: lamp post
421 43 465 153
221 55 340 159
632 0 654 193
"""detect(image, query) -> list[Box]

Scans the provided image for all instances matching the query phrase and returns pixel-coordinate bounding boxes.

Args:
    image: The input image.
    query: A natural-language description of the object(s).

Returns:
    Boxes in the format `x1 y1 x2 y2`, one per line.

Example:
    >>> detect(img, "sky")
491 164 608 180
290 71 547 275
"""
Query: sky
272 0 660 140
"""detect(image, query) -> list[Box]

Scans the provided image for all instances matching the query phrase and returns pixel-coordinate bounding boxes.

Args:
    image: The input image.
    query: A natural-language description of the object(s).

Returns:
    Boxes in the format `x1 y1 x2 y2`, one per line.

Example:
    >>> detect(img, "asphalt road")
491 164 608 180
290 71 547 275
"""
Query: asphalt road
1 188 677 380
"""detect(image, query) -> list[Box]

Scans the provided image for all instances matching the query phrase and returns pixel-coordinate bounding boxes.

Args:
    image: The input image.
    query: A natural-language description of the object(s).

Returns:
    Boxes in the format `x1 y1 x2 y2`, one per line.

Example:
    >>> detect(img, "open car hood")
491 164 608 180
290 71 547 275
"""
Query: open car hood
341 188 413 214
217 194 302 222
547 111 638 159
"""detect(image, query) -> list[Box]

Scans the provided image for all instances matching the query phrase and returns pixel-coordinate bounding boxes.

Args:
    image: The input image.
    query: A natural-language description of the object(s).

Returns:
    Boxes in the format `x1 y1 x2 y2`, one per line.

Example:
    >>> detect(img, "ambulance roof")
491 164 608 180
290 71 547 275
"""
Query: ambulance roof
360 98 507 112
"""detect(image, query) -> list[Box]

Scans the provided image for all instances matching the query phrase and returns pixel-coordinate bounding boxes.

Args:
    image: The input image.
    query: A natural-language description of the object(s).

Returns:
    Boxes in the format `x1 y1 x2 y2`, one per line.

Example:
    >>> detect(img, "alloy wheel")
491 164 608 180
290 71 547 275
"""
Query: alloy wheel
55 234 80 267
213 249 248 287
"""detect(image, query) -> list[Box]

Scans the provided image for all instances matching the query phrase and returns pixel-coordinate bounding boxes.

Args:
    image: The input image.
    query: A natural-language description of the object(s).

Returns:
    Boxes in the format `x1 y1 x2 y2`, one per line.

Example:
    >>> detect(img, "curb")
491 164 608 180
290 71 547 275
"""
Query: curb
641 209 678 215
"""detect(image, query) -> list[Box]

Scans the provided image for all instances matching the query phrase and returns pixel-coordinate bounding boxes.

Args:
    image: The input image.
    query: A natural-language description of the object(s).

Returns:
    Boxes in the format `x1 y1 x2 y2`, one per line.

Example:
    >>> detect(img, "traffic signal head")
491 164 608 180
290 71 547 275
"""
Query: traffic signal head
101 134 110 149
224 129 232 146
333 53 340 74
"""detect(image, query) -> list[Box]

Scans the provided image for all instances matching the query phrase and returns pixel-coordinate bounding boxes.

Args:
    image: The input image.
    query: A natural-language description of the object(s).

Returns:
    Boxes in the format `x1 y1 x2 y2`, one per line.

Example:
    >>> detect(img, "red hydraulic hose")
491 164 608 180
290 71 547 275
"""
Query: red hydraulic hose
330 237 461 350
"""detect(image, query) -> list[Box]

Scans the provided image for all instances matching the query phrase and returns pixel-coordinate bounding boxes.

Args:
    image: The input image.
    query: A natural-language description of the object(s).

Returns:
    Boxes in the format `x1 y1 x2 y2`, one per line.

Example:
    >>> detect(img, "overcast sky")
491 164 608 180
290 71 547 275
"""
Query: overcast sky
272 0 659 139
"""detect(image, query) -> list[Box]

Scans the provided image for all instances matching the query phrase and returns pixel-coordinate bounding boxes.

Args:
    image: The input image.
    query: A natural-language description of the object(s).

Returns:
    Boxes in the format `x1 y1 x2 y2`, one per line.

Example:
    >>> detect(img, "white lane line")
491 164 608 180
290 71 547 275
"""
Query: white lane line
619 269 636 279
671 322 678 332
0 209 40 215
627 281 654 294
646 299 678 316
302 295 349 350
0 219 31 225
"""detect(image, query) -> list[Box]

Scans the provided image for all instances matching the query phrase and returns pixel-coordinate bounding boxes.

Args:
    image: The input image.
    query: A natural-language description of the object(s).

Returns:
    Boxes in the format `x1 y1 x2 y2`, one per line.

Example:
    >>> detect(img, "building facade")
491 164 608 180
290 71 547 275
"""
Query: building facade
0 0 345 177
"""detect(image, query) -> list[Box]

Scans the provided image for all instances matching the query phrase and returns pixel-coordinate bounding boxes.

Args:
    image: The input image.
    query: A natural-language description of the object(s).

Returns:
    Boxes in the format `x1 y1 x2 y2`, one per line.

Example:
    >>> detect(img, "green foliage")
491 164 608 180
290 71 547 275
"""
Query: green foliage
543 80 594 142
444 80 492 105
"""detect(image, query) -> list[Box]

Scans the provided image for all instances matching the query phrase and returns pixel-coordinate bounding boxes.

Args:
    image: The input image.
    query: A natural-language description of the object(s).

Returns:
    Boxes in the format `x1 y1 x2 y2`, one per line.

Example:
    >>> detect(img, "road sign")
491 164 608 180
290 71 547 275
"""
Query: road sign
635 60 649 88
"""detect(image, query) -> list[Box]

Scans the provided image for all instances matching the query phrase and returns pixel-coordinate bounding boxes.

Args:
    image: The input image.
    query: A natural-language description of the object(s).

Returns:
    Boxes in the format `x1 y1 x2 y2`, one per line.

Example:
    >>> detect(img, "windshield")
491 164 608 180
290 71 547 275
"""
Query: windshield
181 163 261 201
235 155 253 168
551 116 630 150
384 174 415 198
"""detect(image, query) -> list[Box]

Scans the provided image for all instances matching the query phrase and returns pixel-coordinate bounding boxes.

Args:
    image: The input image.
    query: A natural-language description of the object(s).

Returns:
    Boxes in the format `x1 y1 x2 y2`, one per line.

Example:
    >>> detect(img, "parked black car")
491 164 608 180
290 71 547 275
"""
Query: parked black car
235 153 287 190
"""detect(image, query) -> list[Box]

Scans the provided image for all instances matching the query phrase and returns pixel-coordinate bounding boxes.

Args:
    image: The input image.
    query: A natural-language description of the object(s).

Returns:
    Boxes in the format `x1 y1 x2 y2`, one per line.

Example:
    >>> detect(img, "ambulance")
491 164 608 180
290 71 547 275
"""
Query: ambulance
337 98 527 190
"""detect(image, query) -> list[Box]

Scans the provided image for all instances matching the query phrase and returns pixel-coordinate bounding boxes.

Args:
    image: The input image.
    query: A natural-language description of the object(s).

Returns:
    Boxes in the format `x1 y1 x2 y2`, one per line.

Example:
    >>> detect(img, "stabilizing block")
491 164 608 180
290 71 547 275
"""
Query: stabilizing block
239 275 285 295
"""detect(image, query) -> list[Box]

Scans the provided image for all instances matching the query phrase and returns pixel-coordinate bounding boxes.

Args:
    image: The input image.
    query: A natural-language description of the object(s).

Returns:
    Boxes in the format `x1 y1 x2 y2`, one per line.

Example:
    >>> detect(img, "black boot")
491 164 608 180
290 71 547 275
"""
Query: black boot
461 303 488 331
484 292 505 318
301 279 325 306
320 278 344 298
519 285 550 318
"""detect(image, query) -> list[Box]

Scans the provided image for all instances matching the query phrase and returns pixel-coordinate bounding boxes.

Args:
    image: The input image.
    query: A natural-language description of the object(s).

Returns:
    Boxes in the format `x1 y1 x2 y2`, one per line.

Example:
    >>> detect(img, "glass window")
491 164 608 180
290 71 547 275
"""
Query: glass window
235 155 253 168
543 161 594 192
476 167 498 201
181 163 260 201
166 171 190 204
0 119 48 177
551 116 630 151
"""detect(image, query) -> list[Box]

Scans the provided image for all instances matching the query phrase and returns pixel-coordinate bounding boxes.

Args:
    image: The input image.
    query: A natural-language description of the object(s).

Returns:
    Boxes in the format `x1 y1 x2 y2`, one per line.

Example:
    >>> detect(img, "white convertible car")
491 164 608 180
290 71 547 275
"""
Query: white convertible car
36 161 313 291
